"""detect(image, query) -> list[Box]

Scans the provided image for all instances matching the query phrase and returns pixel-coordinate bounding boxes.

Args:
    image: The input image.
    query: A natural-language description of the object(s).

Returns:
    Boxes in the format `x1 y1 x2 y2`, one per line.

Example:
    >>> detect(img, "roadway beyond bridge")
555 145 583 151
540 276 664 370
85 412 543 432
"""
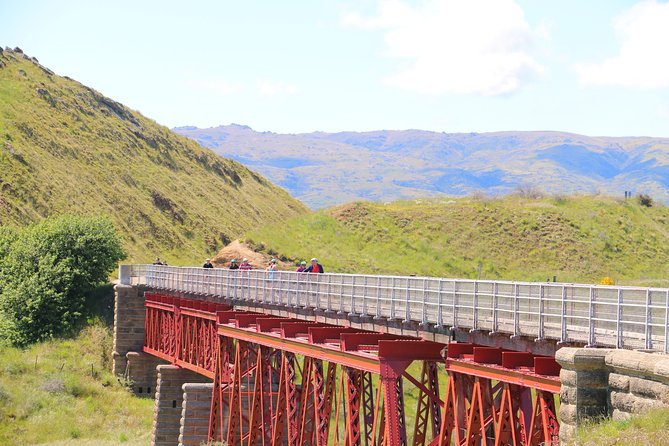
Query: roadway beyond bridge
114 265 669 446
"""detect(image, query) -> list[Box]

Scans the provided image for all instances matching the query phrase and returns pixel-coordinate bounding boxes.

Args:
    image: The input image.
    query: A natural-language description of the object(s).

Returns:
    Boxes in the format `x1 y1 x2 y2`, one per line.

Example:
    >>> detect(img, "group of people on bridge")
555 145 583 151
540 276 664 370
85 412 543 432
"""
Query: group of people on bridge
200 257 324 273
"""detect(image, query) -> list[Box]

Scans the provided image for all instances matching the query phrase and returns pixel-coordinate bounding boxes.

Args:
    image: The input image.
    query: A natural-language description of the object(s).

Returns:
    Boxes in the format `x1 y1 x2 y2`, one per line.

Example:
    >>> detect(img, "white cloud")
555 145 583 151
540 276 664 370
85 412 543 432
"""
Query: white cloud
343 0 543 96
257 80 299 96
576 1 669 89
187 79 244 95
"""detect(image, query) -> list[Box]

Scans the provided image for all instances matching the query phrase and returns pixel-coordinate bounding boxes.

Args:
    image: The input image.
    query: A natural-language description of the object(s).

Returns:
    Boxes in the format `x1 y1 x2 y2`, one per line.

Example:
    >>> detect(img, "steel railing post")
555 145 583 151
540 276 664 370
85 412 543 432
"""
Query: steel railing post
645 289 652 350
513 283 519 337
436 279 444 329
361 276 368 317
403 279 411 323
536 284 545 341
491 282 498 333
374 276 382 320
348 276 357 317
420 278 428 326
588 286 595 347
616 288 623 348
471 281 479 332
390 277 397 320
326 274 333 313
561 285 567 344
453 281 459 328
338 275 345 315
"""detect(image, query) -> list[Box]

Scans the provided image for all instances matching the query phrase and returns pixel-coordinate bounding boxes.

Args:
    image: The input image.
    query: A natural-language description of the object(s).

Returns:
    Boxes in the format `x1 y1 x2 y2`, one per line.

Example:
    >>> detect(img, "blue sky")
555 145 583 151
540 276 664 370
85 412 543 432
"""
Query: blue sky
1 0 668 136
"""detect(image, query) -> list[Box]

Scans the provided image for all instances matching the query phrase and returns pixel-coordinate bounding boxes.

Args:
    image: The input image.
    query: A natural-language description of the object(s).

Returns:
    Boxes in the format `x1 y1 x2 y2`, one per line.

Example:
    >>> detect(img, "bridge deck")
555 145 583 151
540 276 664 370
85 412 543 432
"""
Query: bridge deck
120 264 669 352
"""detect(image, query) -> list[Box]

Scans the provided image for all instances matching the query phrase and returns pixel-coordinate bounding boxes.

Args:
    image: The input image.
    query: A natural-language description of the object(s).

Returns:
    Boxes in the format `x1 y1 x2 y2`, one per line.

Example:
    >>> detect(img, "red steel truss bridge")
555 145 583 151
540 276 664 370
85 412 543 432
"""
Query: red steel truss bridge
143 292 561 445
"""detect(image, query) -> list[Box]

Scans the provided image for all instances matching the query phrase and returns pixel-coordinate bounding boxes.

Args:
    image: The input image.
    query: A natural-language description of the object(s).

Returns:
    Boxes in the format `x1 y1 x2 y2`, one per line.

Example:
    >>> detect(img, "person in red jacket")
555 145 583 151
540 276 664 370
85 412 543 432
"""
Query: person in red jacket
239 258 254 270
303 258 324 273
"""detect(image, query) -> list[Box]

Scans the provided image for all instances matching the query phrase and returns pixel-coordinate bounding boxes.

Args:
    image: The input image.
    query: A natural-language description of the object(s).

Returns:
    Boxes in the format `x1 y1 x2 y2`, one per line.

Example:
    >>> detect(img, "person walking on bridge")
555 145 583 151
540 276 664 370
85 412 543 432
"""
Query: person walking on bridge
303 258 324 273
266 259 277 280
228 259 239 270
203 258 214 268
239 258 254 270
296 261 307 272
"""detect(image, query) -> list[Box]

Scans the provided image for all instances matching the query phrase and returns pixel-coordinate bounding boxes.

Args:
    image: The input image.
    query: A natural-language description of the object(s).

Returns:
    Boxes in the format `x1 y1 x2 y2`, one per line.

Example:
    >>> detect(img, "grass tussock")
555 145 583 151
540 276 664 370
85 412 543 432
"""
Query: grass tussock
247 195 669 286
572 408 669 445
0 322 153 445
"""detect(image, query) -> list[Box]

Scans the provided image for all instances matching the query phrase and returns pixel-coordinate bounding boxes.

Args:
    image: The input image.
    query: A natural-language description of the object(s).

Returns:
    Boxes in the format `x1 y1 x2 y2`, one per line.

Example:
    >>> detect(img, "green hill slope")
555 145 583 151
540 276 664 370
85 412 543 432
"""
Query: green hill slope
246 195 669 286
0 47 306 263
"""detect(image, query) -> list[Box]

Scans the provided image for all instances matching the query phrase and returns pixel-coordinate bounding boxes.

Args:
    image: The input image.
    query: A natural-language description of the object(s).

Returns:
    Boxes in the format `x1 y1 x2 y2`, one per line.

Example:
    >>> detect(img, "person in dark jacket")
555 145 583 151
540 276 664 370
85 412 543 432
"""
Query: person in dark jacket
303 257 324 273
229 259 240 270
203 258 214 268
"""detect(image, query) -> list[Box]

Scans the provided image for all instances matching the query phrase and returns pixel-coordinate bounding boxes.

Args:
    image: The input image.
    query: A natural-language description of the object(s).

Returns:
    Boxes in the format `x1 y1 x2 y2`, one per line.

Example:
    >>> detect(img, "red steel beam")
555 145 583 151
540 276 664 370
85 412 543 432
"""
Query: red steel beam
217 323 382 373
308 327 367 344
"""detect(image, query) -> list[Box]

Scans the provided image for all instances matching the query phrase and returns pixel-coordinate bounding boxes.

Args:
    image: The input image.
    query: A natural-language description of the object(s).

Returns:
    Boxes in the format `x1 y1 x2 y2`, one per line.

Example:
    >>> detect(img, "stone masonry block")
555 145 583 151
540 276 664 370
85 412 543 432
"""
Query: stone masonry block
556 347 611 371
611 408 632 421
559 369 577 387
629 376 669 401
606 350 669 381
610 390 636 413
577 388 608 407
559 403 577 425
608 372 630 392
560 386 576 403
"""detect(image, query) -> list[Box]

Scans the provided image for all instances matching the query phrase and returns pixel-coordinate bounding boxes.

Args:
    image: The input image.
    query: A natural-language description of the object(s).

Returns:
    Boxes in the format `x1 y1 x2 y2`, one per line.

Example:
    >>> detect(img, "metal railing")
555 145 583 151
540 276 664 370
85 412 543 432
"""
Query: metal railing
119 264 669 352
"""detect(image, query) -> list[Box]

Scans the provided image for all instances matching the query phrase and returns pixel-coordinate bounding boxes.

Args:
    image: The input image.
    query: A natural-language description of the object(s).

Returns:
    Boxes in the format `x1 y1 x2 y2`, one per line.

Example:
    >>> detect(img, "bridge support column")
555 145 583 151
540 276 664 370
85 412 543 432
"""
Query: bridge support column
556 347 612 441
113 284 148 376
179 383 214 446
152 365 211 446
125 351 165 397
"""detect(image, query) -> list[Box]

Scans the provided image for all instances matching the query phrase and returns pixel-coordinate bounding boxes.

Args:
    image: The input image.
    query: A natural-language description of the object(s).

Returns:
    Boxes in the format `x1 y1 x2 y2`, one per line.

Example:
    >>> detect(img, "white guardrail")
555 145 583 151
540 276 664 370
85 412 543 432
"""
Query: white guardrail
119 264 669 352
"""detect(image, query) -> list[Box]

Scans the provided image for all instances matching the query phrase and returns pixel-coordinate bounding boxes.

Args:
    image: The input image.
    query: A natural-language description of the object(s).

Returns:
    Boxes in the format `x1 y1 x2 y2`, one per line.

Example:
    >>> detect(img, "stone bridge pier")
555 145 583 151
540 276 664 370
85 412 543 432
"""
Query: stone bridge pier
114 284 214 446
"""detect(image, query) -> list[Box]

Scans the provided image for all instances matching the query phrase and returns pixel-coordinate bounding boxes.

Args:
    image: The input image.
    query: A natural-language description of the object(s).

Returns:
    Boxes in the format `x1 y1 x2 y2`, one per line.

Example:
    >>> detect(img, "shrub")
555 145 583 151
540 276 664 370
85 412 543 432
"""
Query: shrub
638 194 654 207
513 184 544 199
600 277 615 285
0 215 126 346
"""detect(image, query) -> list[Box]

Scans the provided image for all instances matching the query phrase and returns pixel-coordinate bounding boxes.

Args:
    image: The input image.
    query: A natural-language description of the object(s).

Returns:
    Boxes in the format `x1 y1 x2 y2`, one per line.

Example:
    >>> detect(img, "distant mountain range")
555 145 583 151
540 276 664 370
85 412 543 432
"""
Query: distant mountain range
174 125 669 209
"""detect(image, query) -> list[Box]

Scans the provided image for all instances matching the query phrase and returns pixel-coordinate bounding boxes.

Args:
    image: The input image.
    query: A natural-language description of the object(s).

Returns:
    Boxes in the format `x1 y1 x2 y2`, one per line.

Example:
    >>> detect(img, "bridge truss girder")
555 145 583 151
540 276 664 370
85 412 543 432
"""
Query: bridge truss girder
142 293 561 446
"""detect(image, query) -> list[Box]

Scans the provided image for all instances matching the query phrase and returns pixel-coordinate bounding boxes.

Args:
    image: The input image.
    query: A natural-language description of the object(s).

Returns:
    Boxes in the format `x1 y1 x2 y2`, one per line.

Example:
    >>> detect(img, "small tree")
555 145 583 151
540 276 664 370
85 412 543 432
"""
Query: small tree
0 215 126 345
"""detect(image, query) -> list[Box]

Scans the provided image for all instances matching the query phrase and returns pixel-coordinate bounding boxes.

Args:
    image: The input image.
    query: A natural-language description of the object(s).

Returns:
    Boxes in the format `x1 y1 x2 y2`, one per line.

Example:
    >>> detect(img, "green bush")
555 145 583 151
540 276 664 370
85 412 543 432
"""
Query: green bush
638 193 654 207
0 215 125 346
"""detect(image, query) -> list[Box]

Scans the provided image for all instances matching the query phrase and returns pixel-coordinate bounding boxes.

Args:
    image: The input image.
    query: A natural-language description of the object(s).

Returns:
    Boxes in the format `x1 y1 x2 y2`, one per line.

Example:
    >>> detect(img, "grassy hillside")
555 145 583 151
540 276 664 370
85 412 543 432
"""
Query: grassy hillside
0 322 153 445
0 48 306 263
247 195 669 286
176 124 669 209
